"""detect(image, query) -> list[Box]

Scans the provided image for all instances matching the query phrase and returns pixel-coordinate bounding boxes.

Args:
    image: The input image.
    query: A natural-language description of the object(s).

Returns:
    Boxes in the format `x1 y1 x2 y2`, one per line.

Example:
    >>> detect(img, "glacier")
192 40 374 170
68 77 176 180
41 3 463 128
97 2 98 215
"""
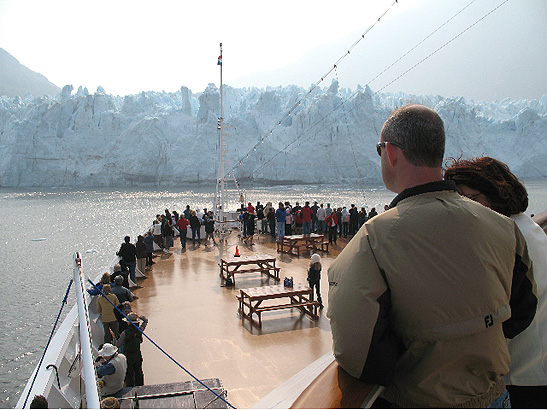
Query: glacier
0 81 545 188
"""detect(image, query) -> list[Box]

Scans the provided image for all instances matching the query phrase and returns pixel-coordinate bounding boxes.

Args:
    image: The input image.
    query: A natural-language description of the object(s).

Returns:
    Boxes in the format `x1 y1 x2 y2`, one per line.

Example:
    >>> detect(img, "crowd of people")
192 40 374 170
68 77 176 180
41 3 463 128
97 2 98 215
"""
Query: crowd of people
122 201 389 255
90 266 148 400
237 200 383 246
148 207 218 249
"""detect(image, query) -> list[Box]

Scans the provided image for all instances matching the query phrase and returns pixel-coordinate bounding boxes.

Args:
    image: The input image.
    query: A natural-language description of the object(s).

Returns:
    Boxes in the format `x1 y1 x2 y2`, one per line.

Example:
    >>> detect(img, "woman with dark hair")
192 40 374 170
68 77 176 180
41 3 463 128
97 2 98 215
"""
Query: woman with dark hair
445 156 547 408
444 157 528 216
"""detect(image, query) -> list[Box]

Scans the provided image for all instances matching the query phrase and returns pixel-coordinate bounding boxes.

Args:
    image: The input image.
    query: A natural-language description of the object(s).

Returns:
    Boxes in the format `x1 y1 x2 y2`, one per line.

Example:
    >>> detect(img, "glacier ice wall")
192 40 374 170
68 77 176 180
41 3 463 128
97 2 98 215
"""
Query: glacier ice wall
0 83 545 187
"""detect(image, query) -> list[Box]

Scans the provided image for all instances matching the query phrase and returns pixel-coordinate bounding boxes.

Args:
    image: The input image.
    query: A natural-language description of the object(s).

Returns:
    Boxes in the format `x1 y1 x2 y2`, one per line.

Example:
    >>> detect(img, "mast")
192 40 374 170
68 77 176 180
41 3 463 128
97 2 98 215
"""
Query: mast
214 43 226 228
213 43 244 235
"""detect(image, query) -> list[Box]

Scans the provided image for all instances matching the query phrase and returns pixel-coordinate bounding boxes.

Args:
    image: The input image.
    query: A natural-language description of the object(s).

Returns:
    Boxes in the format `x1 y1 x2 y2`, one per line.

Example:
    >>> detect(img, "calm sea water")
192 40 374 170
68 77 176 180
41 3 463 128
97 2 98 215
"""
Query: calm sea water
1 181 546 408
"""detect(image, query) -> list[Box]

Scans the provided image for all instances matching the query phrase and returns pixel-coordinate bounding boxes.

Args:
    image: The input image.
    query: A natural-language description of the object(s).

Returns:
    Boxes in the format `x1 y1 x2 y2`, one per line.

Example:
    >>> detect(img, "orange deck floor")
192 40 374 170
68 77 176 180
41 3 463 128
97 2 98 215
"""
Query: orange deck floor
132 230 349 408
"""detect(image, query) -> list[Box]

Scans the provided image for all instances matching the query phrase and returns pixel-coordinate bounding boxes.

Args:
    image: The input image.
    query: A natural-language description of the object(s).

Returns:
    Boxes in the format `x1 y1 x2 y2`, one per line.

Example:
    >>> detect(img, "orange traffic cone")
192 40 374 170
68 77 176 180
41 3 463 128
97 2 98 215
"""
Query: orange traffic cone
234 245 240 257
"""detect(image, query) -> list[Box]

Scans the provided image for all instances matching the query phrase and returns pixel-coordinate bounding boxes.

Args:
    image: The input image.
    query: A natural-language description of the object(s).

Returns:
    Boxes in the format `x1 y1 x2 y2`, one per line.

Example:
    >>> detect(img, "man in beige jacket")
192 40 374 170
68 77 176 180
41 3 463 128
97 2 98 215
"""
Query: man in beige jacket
327 105 537 408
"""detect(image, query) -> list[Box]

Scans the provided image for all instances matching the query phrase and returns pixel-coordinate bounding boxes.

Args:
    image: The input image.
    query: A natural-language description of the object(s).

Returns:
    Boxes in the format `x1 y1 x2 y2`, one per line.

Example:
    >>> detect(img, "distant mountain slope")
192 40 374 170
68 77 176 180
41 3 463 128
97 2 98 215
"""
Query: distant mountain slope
0 48 60 97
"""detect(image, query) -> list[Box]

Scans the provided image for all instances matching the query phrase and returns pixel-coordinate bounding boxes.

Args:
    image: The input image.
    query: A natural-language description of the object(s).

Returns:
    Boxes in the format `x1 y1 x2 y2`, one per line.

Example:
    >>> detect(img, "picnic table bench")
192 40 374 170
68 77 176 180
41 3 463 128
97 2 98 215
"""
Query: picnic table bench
237 283 320 327
219 254 280 286
276 234 329 257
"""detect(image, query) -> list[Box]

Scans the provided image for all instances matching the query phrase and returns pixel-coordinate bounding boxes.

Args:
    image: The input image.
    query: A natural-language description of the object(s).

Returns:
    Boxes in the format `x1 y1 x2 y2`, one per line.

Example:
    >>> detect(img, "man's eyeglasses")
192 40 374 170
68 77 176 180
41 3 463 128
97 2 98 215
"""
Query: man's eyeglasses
376 141 404 156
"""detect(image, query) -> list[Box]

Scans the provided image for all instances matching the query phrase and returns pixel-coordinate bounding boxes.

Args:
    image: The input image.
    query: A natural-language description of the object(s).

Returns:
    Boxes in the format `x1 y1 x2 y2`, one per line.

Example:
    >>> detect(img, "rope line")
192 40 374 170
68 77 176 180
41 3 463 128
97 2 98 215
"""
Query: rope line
23 279 74 408
367 0 478 87
374 0 510 95
88 280 235 408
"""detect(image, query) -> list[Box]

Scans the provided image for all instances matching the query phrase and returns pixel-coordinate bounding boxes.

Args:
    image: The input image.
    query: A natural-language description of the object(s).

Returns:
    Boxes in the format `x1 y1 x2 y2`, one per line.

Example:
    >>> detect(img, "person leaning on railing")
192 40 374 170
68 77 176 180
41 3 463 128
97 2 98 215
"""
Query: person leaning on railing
97 284 120 344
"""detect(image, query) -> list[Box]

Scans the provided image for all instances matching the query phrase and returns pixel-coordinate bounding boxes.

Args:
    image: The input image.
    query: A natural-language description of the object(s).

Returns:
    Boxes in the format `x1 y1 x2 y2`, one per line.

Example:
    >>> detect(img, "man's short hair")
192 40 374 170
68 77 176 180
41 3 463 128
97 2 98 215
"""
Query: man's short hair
381 104 445 167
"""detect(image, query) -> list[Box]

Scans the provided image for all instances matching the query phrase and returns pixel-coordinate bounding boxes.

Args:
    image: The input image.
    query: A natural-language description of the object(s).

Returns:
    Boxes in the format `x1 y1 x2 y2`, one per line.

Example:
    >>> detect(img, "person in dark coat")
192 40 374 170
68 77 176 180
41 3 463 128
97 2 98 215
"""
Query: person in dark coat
307 253 323 308
358 207 368 228
267 207 276 238
204 214 216 246
116 312 148 387
189 211 201 245
114 301 132 333
349 204 359 236
117 236 137 283
245 212 256 245
135 235 147 276
143 232 154 268
112 264 130 289
161 216 174 251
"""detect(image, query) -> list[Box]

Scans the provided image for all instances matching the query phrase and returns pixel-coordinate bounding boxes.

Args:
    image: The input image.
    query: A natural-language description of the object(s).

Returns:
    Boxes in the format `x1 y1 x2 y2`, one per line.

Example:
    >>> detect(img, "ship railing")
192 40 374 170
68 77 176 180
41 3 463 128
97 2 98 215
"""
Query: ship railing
73 252 101 409
253 352 384 409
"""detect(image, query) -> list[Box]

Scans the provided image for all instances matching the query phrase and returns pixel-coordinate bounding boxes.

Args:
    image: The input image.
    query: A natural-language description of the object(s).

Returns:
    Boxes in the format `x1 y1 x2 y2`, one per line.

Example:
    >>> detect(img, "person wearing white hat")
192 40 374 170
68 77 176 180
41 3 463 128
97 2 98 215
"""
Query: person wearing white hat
307 253 323 308
96 343 127 397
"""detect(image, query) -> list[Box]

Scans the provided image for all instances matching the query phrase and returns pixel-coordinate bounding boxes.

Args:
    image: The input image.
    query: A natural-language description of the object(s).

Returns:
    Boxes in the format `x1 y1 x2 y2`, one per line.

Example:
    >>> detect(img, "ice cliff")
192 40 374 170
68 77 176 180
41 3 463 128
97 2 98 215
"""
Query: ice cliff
0 82 545 187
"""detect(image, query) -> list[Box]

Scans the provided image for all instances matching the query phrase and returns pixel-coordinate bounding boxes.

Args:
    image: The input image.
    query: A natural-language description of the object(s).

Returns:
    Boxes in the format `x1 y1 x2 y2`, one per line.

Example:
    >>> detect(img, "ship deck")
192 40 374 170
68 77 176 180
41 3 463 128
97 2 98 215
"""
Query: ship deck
132 230 349 408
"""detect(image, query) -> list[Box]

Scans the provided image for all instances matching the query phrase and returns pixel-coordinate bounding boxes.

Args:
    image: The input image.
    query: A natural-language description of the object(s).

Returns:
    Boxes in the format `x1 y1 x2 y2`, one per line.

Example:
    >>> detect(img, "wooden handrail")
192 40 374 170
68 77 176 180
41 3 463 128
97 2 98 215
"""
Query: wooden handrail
290 360 383 409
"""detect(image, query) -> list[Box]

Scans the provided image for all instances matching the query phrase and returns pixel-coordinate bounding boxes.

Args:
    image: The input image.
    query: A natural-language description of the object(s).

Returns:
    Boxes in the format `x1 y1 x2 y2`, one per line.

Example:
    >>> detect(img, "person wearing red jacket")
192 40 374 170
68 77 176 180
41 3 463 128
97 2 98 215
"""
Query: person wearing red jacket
295 209 303 234
325 210 338 244
301 201 313 234
176 216 190 248
247 202 255 215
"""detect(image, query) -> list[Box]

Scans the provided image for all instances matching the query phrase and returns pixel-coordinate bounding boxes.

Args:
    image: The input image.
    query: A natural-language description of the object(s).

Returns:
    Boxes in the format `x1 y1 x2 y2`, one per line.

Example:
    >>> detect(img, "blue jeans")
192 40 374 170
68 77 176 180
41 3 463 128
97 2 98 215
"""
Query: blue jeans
192 227 201 244
276 221 285 239
302 221 312 234
124 261 136 283
487 389 510 409
180 229 187 247
318 220 326 234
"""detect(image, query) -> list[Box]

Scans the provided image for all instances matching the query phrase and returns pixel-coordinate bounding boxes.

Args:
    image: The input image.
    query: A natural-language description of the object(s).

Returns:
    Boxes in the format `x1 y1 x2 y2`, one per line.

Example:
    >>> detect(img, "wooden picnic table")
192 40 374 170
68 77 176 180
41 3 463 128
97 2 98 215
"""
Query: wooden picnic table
276 233 329 257
219 254 280 286
237 283 320 327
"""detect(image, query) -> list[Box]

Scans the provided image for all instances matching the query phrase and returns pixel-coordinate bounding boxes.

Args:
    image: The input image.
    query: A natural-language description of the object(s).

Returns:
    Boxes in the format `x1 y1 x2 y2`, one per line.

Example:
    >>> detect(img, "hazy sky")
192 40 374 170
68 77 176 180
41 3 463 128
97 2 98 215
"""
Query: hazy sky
0 0 545 101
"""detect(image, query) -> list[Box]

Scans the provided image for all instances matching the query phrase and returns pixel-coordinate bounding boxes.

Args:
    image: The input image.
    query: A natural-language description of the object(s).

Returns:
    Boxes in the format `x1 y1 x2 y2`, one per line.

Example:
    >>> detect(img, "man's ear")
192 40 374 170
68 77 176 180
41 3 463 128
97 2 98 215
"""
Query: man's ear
385 142 399 167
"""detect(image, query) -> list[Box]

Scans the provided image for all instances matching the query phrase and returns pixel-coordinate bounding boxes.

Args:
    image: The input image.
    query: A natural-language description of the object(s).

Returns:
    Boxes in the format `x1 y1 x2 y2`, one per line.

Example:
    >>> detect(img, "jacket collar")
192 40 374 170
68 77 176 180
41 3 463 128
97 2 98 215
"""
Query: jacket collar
388 180 458 209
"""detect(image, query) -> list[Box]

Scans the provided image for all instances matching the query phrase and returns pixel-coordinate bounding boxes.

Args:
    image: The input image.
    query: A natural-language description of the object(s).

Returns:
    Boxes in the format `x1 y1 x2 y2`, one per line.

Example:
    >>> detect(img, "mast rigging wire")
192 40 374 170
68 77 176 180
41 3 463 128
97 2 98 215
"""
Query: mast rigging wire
226 0 400 178
250 0 511 178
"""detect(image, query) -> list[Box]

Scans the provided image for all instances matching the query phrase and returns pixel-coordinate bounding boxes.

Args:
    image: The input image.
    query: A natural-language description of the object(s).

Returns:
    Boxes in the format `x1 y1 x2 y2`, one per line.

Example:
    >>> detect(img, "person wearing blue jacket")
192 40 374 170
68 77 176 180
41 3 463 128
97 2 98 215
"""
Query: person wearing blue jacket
275 202 286 239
